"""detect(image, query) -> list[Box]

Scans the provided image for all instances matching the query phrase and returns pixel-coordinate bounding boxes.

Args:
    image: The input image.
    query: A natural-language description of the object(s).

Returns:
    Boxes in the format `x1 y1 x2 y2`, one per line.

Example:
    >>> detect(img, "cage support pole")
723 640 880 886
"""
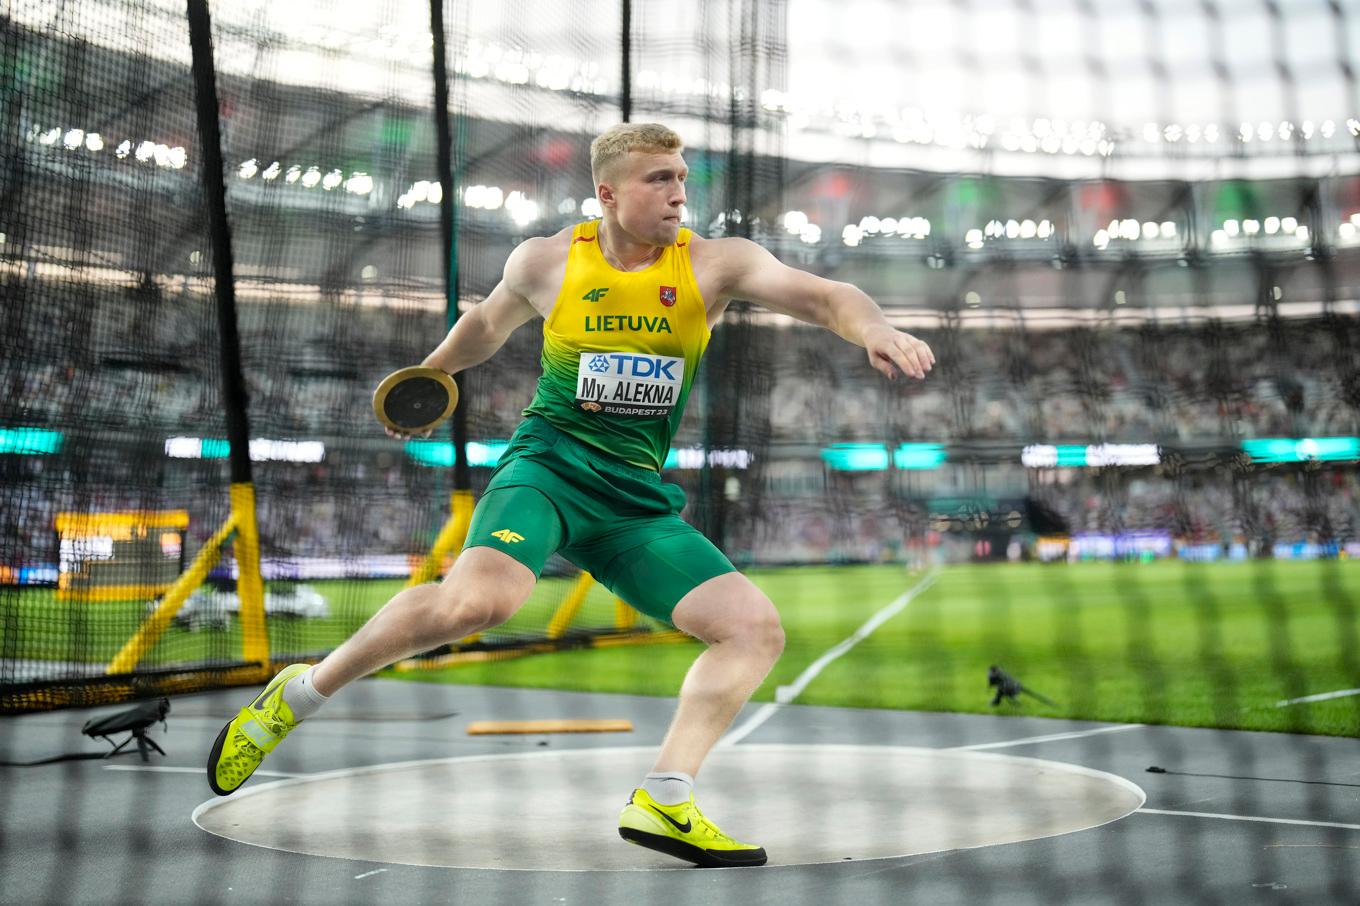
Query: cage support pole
621 0 632 121
429 0 471 494
186 0 268 676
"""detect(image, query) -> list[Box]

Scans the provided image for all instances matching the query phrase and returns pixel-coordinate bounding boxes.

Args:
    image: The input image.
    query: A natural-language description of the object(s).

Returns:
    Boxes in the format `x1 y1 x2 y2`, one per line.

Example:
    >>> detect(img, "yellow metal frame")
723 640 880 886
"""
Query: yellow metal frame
100 482 686 684
230 482 269 672
406 489 476 587
547 574 644 637
55 510 190 534
548 574 645 635
546 571 597 639
106 482 268 679
614 595 639 629
61 584 181 603
392 565 686 673
55 509 190 602
391 628 691 672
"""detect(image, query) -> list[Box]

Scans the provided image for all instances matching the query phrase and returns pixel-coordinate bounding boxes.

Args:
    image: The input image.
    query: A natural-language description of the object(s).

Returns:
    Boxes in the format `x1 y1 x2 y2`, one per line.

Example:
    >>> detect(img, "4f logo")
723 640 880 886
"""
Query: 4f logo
491 529 524 543
582 287 610 303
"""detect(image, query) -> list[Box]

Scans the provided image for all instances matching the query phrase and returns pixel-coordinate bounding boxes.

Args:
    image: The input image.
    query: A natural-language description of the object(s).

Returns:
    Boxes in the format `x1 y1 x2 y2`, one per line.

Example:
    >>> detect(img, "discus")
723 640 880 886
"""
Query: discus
372 366 459 434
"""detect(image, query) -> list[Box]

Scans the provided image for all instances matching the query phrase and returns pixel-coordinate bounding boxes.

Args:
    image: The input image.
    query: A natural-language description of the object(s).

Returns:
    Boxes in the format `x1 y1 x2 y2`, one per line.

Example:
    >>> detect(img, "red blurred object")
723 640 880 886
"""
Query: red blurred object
535 137 574 170
1078 181 1126 213
1339 175 1360 218
811 171 852 199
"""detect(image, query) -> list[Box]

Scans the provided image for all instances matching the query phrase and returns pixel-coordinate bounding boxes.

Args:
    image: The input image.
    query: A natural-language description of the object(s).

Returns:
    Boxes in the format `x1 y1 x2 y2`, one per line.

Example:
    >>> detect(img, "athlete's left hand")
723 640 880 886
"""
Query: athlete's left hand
863 324 935 380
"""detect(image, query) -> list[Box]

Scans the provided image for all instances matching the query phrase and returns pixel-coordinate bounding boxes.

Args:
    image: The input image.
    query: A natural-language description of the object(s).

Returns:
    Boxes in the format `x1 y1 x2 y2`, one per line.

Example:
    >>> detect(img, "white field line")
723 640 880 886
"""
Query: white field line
104 765 304 778
1138 808 1360 831
718 702 782 748
1275 687 1360 707
954 723 1145 751
719 569 940 747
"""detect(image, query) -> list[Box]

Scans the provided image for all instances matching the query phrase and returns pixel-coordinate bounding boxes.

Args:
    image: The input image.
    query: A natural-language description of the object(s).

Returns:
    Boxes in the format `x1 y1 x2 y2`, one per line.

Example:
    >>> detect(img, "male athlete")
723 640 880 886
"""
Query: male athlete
208 123 934 868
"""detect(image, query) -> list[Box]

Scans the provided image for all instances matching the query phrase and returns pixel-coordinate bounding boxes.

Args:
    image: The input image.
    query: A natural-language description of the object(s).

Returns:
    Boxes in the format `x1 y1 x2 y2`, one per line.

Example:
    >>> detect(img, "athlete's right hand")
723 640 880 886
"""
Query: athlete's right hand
863 324 935 381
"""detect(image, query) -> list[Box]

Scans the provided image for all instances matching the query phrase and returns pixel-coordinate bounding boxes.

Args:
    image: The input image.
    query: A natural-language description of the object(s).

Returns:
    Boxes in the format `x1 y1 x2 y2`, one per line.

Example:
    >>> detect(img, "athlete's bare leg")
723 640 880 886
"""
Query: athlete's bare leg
652 573 785 777
310 546 535 696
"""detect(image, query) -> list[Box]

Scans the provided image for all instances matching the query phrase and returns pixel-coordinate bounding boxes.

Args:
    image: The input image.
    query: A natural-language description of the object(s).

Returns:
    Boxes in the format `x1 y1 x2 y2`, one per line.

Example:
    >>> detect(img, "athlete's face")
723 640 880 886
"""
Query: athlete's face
602 150 687 247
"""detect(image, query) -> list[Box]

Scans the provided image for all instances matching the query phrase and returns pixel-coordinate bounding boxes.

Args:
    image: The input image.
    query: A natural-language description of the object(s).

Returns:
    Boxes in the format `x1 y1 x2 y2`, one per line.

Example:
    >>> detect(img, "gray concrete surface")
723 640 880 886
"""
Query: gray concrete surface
1 679 1357 904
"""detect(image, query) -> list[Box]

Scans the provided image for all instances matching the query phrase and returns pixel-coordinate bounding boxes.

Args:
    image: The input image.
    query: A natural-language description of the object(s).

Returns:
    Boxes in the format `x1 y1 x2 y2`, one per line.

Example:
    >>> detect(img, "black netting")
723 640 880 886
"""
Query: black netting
2 6 236 707
2 0 1359 901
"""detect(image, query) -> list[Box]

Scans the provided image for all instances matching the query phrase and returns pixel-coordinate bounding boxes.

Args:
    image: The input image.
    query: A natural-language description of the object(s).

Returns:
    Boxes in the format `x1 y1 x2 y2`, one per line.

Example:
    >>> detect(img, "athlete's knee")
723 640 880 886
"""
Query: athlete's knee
420 568 524 635
675 575 784 654
723 592 784 658
433 583 520 634
427 547 535 635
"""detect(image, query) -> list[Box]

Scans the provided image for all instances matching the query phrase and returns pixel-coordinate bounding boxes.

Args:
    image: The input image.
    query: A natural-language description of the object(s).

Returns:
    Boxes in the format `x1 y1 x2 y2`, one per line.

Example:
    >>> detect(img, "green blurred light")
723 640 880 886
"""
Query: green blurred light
687 154 717 186
1213 180 1260 220
1055 445 1089 467
1242 437 1360 463
380 116 414 145
893 443 946 470
406 441 452 467
822 443 889 471
0 427 63 455
405 440 510 467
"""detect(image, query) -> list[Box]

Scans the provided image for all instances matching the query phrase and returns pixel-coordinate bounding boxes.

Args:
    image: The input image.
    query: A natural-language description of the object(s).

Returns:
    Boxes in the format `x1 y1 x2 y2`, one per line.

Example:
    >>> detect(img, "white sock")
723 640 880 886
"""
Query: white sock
642 771 694 805
281 665 330 720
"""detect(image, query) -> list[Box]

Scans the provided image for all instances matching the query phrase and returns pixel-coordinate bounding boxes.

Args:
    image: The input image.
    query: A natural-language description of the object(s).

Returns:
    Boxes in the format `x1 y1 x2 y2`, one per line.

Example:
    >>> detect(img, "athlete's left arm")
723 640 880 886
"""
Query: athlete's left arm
712 237 934 381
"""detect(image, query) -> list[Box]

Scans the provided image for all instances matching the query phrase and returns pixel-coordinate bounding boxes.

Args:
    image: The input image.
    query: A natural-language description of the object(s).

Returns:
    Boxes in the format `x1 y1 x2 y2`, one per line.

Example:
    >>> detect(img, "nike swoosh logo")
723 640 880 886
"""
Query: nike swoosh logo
253 675 287 709
649 805 691 833
573 236 596 243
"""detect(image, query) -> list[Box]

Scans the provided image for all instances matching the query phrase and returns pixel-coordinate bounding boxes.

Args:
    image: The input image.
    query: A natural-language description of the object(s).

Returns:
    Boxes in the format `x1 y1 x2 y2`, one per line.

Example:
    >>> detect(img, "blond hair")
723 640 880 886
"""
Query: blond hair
590 123 683 186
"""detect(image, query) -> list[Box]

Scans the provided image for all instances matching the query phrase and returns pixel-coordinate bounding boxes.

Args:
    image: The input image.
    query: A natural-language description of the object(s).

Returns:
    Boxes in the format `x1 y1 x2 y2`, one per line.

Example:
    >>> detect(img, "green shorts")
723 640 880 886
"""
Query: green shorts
462 416 736 625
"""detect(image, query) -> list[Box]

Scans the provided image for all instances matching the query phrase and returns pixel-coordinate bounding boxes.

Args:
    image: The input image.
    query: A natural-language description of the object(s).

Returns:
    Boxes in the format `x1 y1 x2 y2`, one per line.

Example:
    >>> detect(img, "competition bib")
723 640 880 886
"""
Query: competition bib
575 351 684 418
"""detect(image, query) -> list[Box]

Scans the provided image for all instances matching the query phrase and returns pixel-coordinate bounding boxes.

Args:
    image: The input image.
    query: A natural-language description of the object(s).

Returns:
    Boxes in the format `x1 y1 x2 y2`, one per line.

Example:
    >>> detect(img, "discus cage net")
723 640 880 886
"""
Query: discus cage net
2 0 1359 899
2 0 793 709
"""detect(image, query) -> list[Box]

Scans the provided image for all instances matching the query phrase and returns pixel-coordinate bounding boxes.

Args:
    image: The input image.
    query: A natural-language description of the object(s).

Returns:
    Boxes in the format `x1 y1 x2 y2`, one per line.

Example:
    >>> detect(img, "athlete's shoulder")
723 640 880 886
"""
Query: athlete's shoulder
686 234 766 284
509 226 574 266
687 233 762 258
504 227 574 296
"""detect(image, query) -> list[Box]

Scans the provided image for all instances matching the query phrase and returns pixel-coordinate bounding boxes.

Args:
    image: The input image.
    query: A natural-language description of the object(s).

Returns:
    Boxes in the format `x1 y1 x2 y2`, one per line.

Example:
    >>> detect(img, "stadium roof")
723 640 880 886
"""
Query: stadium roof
14 0 1360 181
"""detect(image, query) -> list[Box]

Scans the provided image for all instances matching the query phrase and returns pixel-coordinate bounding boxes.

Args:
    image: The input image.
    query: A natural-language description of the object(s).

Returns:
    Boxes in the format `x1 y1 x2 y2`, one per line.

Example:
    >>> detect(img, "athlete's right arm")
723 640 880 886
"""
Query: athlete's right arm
420 237 556 374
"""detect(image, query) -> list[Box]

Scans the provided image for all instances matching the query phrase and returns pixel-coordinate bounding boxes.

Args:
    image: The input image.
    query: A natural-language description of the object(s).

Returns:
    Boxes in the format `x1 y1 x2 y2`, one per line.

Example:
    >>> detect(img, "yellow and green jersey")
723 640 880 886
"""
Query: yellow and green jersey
522 220 710 470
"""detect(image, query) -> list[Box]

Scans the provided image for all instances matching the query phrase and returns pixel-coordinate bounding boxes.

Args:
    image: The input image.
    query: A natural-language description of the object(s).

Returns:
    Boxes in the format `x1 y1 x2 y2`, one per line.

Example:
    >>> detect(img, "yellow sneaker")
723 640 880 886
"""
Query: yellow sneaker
618 788 768 867
206 663 309 796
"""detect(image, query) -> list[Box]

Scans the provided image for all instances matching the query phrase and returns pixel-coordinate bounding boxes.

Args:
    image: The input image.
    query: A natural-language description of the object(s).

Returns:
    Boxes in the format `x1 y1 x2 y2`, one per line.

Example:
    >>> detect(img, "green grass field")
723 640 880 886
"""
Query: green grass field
5 561 1358 736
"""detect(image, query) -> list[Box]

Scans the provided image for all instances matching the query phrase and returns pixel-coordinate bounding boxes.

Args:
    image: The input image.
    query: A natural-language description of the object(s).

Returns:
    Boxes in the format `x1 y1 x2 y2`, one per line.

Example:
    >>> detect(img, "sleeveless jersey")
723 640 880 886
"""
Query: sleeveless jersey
522 220 710 470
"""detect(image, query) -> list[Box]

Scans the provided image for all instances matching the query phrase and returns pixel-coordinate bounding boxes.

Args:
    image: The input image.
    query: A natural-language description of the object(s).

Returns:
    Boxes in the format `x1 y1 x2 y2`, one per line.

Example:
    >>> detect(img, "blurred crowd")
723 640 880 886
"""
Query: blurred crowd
7 289 1357 443
5 285 1360 566
1026 469 1360 544
757 317 1359 443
